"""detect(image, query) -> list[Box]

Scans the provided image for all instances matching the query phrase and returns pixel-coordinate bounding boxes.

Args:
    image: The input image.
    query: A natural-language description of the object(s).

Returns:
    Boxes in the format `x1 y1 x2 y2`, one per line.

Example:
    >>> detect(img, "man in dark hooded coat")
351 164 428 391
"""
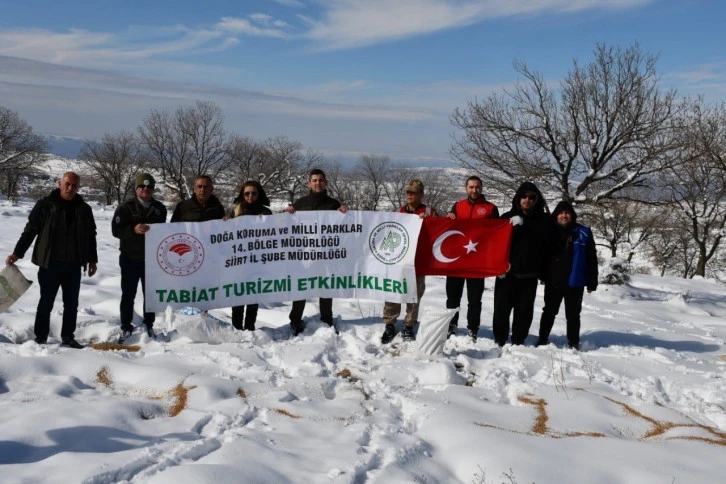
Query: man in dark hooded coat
536 201 598 350
492 182 552 346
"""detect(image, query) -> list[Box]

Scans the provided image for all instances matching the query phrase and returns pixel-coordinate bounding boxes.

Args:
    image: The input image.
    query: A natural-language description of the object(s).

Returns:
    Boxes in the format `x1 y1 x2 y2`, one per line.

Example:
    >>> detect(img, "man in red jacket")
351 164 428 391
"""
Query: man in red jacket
446 176 499 341
381 179 435 344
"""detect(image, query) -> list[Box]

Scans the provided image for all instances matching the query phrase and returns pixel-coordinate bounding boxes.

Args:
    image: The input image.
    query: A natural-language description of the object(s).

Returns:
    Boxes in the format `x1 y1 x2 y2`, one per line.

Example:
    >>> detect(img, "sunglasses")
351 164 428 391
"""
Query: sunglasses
243 191 258 197
521 194 538 201
137 185 154 190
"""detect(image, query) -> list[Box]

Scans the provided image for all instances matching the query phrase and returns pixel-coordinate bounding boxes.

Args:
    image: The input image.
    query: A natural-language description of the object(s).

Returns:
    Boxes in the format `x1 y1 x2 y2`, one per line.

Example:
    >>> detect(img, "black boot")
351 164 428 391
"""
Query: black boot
447 321 457 339
381 324 397 344
290 320 304 337
61 337 85 349
402 325 415 342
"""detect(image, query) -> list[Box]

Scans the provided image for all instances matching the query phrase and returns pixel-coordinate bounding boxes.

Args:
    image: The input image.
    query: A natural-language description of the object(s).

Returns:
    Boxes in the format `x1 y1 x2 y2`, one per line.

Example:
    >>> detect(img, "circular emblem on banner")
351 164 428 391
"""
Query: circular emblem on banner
369 222 409 265
157 233 205 276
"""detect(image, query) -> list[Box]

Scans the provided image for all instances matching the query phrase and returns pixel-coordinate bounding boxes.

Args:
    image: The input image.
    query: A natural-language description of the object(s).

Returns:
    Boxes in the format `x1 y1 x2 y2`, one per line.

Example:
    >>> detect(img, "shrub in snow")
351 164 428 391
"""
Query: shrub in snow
599 257 631 285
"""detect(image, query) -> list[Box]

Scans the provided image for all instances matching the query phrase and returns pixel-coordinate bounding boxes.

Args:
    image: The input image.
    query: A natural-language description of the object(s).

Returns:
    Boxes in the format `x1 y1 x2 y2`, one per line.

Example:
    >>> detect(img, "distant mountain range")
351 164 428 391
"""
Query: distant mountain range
44 134 88 159
41 134 450 168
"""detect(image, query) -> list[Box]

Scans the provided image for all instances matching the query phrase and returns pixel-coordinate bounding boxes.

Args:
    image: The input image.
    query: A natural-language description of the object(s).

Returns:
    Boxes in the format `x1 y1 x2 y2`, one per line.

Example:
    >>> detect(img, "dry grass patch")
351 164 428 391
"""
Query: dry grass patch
475 394 606 439
337 368 370 400
603 395 726 446
274 408 301 419
96 367 113 387
238 387 247 399
94 366 196 418
476 390 724 444
91 343 141 352
168 383 196 417
517 395 548 435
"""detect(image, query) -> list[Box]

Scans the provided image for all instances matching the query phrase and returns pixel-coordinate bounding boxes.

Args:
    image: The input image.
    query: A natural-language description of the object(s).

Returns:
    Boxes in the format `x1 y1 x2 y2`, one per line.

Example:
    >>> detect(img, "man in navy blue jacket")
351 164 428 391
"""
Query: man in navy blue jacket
536 201 598 350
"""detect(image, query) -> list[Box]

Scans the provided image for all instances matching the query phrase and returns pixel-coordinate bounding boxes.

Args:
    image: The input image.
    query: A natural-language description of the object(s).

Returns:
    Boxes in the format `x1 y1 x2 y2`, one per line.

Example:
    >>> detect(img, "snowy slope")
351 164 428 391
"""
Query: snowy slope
0 199 724 484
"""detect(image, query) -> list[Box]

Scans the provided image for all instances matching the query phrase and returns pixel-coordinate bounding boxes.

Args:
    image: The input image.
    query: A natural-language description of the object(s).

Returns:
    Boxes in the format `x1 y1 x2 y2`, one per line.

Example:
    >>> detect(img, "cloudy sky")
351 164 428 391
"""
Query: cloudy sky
1 0 724 164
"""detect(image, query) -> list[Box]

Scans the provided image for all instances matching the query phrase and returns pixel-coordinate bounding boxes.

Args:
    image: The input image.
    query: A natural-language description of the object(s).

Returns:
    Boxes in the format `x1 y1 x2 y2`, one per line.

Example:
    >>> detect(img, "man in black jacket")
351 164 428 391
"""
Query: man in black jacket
493 182 552 346
283 168 347 336
5 172 98 348
536 201 598 350
170 175 225 222
112 173 167 342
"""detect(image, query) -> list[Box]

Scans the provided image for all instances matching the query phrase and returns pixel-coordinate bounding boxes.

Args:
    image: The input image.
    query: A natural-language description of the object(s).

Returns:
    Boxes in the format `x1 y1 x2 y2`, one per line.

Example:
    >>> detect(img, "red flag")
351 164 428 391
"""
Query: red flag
415 217 512 278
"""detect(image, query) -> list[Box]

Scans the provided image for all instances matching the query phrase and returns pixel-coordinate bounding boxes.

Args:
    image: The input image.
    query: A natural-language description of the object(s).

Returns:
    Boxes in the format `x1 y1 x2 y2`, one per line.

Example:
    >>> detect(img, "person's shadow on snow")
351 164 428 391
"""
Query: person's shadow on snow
577 330 720 353
0 425 195 464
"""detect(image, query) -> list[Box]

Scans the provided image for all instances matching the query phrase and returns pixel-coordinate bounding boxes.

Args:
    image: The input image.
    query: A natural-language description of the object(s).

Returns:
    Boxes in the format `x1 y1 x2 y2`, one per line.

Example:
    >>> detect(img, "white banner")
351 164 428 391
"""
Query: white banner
145 211 422 311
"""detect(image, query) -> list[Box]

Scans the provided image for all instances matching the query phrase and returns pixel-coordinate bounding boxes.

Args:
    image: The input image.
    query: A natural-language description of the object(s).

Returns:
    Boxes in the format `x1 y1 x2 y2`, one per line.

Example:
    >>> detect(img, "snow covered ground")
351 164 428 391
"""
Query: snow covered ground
1 198 725 484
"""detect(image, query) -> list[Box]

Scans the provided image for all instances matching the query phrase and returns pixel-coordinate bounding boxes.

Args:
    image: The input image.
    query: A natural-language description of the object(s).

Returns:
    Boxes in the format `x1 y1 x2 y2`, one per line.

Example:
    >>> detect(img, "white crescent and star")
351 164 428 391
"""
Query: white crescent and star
432 231 479 263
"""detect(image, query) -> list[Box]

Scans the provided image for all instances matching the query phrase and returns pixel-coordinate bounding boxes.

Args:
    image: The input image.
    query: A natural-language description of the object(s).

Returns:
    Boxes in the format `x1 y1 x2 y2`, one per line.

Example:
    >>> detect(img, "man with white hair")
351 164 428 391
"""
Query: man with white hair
5 172 98 348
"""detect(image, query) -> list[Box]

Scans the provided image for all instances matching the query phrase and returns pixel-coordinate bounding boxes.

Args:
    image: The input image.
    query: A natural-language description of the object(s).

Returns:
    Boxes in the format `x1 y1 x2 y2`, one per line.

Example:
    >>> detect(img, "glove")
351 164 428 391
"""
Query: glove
509 215 523 226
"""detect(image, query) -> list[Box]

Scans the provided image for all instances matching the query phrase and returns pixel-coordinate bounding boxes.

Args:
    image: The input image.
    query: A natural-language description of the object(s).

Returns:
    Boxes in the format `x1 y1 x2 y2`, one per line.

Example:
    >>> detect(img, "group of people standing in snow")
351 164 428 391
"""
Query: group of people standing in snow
379 176 598 350
5 168 597 350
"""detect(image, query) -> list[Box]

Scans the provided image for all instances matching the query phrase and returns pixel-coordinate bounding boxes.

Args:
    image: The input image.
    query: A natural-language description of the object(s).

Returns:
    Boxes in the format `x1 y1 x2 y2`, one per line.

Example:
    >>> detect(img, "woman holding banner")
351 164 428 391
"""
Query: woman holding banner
229 181 272 330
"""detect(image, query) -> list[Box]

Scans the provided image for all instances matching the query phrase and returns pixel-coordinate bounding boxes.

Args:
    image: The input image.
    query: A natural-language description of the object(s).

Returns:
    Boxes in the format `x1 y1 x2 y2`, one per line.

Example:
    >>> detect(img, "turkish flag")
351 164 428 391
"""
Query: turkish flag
415 217 512 278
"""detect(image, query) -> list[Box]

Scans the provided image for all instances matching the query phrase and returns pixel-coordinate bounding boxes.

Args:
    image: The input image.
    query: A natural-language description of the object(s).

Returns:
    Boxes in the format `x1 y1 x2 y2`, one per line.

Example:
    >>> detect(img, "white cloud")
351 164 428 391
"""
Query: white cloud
249 13 274 24
304 0 655 50
0 12 296 73
666 60 726 99
216 17 290 38
272 0 306 7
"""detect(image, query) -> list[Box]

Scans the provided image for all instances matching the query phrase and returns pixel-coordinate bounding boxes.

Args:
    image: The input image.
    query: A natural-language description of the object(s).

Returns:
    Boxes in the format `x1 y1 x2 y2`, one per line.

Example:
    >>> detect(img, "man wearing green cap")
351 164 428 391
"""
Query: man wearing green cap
112 173 167 342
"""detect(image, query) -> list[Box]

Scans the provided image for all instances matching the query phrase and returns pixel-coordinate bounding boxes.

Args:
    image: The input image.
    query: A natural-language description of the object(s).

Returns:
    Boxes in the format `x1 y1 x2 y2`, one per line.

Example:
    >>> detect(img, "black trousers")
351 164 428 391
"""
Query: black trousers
538 284 584 346
289 298 333 326
445 277 484 330
35 260 81 340
492 276 538 345
119 253 155 331
232 304 259 330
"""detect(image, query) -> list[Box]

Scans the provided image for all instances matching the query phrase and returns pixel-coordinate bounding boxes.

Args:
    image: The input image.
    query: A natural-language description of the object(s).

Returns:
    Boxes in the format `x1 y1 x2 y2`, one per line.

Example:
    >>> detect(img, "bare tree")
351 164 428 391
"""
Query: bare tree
261 136 303 202
451 43 681 203
693 101 726 172
78 131 146 205
324 160 359 208
418 169 459 215
585 200 660 261
659 101 726 277
0 106 47 201
138 100 231 200
382 163 417 210
648 213 699 278
263 136 327 204
227 136 271 189
355 154 390 210
646 228 681 277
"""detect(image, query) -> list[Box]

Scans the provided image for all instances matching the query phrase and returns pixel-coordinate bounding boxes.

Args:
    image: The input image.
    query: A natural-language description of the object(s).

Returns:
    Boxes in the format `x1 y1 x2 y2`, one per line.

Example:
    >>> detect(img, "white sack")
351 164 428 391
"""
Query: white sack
417 308 458 357
173 306 230 344
0 264 32 312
